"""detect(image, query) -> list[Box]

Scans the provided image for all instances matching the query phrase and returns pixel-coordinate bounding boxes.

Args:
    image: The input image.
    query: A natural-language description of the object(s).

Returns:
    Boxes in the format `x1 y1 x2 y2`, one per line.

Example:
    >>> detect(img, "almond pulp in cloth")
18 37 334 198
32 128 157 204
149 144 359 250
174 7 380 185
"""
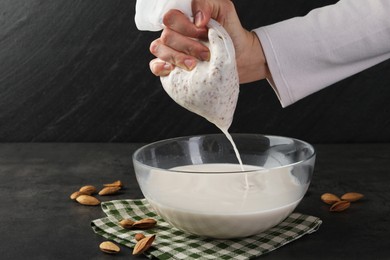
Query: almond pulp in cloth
160 19 239 131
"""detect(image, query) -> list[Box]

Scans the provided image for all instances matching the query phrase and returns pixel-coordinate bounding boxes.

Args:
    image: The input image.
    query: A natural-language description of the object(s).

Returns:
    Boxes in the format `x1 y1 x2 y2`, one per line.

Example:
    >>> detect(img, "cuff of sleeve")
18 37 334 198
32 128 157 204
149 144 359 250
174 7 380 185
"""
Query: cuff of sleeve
253 27 295 107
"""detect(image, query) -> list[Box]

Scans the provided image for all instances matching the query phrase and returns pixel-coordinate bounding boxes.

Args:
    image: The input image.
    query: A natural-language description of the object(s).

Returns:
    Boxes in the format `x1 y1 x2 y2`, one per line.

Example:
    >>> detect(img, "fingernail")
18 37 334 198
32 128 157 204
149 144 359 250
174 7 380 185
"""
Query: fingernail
184 59 195 70
195 11 204 27
200 51 210 61
163 63 172 70
160 63 172 76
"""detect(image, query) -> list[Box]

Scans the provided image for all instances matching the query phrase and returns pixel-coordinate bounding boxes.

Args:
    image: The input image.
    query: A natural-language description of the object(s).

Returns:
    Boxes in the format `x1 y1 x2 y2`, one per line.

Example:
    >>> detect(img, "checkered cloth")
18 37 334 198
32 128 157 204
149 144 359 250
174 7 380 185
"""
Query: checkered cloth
91 199 321 259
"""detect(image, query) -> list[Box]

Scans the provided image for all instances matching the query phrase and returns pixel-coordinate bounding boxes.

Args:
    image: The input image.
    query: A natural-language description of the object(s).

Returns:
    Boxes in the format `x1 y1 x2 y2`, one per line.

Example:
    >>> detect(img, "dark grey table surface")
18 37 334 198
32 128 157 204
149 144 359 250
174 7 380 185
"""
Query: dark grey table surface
0 143 389 259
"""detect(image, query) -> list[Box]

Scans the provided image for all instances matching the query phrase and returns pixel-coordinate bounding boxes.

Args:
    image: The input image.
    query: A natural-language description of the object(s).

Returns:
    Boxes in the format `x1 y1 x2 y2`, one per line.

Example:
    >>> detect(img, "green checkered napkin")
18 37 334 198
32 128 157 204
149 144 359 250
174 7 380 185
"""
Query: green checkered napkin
91 199 321 259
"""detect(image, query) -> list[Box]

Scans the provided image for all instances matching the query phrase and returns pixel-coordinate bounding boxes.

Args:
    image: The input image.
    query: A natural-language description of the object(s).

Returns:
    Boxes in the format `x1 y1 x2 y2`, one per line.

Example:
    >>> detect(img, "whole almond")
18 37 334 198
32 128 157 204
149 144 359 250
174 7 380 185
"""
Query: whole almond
104 180 123 187
79 185 97 195
99 241 120 254
98 186 121 196
330 200 351 212
132 235 156 255
119 219 135 229
70 191 88 200
341 192 364 202
132 218 157 229
134 233 146 241
76 195 100 206
321 193 341 205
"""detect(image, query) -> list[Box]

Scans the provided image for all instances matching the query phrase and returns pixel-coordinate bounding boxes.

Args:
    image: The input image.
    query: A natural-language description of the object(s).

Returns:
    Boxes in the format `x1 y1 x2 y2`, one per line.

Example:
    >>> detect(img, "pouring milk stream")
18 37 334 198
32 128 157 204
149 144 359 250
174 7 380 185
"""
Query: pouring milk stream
135 0 248 188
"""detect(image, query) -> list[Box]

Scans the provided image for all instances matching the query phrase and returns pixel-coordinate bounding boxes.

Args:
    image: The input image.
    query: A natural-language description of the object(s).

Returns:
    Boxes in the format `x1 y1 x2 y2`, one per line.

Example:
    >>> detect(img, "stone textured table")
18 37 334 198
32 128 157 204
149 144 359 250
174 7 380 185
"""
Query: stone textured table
0 143 389 259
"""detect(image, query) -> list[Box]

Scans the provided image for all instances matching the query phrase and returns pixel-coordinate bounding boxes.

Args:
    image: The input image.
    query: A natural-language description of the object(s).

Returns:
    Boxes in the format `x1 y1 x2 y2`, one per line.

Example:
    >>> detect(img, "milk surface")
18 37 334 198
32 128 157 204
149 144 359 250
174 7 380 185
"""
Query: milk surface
144 163 308 238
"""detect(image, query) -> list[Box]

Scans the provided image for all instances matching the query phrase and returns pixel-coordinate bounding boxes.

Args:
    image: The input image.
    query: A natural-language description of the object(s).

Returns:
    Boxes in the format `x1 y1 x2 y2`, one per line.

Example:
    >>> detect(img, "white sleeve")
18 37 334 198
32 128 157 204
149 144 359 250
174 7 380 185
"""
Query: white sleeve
253 0 390 107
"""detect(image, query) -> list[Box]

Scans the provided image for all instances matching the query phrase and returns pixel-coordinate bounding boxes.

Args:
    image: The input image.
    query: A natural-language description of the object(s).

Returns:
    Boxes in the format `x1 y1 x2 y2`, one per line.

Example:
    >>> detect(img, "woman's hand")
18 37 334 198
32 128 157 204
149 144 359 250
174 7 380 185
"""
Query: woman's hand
149 0 271 84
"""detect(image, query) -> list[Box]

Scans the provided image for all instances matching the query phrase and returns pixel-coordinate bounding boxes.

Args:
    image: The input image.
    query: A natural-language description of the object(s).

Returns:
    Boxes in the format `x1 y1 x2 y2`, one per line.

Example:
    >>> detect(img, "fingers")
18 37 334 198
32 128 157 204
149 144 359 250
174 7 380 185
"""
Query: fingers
162 9 208 39
192 0 236 28
150 38 197 71
192 0 212 28
150 3 233 76
150 23 210 72
160 9 210 68
160 28 210 61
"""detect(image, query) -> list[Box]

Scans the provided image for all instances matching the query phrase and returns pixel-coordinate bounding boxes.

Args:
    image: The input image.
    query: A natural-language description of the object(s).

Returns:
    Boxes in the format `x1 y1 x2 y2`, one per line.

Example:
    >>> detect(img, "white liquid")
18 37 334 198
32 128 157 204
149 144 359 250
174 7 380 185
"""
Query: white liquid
145 163 308 238
219 128 248 188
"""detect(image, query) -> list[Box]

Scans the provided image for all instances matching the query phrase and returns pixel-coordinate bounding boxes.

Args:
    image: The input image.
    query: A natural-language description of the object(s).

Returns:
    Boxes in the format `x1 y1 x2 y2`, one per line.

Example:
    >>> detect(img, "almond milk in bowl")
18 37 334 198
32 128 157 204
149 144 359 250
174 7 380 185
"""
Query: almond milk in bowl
133 134 315 239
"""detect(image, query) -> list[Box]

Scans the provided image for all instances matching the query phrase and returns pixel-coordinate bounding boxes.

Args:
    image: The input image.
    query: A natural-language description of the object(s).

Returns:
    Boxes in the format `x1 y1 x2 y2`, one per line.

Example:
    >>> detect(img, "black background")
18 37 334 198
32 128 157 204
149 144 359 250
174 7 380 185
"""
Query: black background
1 0 389 143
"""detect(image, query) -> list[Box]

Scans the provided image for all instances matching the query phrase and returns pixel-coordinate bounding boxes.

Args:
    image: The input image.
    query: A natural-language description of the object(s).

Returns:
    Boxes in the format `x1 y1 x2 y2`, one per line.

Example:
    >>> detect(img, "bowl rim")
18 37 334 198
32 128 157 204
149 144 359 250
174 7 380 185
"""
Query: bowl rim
132 133 316 174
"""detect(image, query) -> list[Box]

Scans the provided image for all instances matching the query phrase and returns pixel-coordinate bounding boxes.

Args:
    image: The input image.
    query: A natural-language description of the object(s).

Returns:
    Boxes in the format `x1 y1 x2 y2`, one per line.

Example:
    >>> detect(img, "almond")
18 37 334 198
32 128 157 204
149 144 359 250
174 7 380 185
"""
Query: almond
79 185 97 195
132 218 157 229
98 186 121 196
321 193 340 205
104 180 123 187
330 200 350 212
132 235 155 255
321 193 341 205
70 191 88 200
134 233 146 241
76 195 100 206
99 241 120 254
341 192 364 202
119 219 135 229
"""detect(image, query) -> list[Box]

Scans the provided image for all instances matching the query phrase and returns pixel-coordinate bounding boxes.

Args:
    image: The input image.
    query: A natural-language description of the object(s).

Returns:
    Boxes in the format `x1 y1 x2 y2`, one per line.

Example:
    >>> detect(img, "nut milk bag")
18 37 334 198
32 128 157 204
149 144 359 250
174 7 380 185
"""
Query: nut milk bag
135 0 239 131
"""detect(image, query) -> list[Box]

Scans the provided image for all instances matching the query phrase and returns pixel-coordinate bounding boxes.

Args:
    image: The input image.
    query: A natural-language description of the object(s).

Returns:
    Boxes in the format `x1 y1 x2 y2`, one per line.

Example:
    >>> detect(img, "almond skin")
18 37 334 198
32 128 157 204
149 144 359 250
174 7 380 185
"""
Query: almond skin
321 193 341 205
98 186 121 196
132 235 155 255
341 192 364 202
330 200 351 212
119 219 135 229
99 241 120 254
134 233 146 241
132 218 157 229
76 195 100 206
79 185 97 195
104 180 123 187
70 191 88 200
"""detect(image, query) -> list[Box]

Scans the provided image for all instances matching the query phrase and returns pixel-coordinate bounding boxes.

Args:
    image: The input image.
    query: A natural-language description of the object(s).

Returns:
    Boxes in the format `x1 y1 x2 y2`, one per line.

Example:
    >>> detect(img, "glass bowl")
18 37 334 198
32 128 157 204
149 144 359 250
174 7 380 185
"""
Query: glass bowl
133 134 316 239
